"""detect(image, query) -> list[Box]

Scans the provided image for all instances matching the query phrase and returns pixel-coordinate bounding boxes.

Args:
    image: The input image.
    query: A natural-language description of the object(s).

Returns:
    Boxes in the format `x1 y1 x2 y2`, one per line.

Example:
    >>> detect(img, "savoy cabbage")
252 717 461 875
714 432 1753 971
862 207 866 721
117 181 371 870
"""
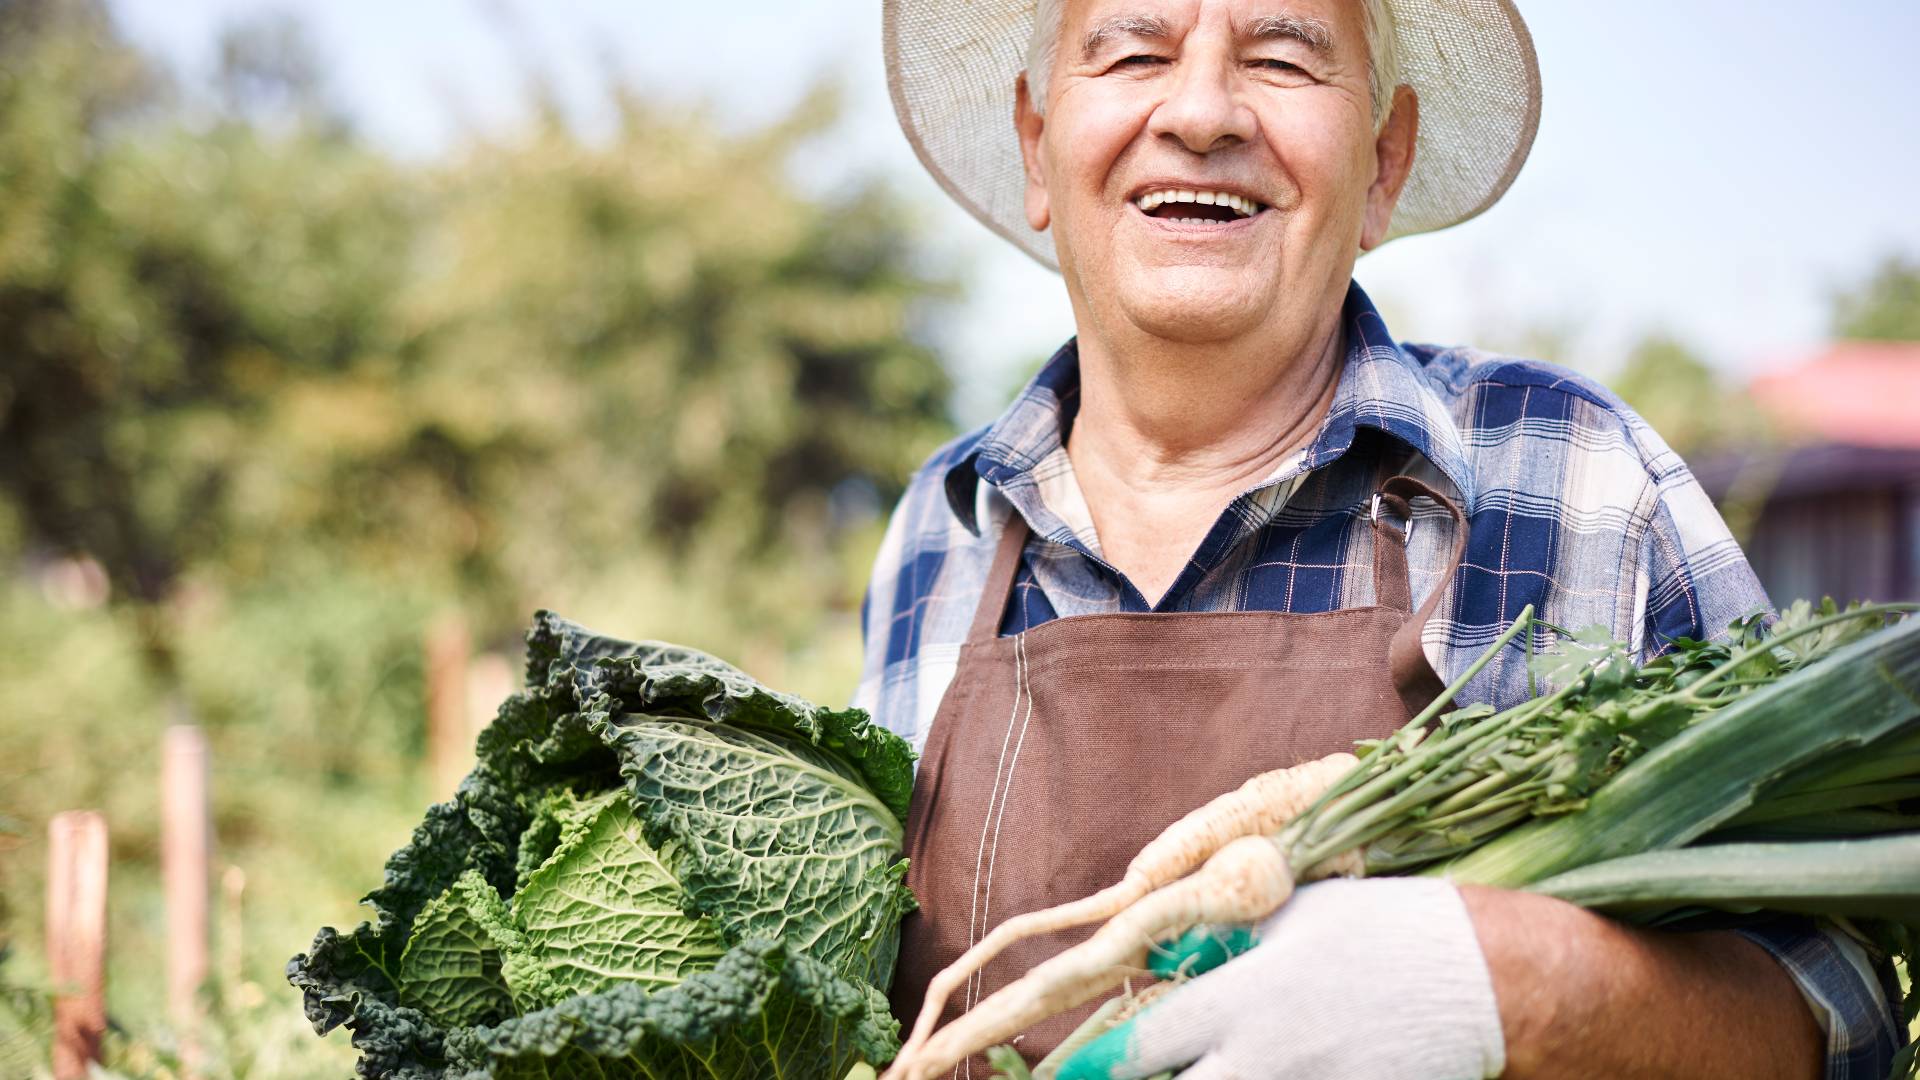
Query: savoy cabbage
288 612 916 1079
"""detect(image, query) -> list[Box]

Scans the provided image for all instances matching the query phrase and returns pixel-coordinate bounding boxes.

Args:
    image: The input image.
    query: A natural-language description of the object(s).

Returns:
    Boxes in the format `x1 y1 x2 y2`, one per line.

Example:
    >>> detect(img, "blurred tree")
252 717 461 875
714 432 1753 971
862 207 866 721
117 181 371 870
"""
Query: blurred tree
0 0 162 110
0 9 408 674
0 0 105 48
1609 333 1767 457
0 1 953 679
380 83 953 615
213 9 343 133
1833 254 1920 341
1472 316 1582 372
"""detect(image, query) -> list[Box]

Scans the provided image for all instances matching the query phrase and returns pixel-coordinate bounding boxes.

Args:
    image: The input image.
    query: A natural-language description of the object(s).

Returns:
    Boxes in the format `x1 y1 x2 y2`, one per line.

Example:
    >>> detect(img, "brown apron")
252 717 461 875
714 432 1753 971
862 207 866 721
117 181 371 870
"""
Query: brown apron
889 476 1468 1073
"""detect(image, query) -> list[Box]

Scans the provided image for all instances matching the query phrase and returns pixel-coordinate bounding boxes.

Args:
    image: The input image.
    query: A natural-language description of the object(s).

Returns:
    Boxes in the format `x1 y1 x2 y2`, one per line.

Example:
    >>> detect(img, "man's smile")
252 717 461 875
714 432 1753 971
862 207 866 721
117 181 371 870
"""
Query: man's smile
1127 184 1272 235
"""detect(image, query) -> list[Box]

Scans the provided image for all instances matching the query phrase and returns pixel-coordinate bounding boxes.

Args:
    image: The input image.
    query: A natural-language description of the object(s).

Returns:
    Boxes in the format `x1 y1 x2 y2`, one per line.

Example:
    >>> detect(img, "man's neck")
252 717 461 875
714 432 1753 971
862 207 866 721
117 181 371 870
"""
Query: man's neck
1062 311 1347 604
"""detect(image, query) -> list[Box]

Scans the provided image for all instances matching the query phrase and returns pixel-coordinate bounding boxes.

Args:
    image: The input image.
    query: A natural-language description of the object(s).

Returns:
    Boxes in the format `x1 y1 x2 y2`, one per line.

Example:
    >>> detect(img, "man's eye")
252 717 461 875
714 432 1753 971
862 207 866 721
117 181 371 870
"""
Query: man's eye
1113 54 1169 69
1252 58 1304 73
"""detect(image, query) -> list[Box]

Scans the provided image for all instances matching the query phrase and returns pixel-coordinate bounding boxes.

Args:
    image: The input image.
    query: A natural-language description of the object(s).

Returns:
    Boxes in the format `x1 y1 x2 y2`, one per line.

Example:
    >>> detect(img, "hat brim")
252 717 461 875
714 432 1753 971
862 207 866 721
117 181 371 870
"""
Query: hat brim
884 0 1542 269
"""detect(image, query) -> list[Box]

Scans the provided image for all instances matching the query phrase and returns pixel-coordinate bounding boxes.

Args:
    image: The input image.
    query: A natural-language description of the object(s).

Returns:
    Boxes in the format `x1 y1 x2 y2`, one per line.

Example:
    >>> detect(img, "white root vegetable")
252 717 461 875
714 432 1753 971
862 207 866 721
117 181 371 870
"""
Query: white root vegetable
887 834 1298 1080
893 752 1355 1068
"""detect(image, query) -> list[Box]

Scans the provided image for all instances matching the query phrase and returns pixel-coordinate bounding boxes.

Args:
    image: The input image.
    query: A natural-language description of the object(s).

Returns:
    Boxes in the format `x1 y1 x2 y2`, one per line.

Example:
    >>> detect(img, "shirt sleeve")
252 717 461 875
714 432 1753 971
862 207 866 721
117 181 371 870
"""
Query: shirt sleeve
850 431 986 744
851 481 917 718
1733 920 1906 1079
1631 439 1770 654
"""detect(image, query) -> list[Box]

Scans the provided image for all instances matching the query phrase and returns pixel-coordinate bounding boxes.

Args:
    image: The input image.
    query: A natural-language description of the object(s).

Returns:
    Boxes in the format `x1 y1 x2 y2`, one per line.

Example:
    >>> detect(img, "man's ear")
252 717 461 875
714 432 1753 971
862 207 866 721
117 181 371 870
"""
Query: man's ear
1015 73 1051 232
1360 85 1418 251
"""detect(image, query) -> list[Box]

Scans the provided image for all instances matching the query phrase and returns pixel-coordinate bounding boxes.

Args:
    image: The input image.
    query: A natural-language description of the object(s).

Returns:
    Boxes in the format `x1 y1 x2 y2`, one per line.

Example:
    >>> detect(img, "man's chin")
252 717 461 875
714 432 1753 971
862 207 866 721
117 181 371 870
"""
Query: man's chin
1111 265 1275 344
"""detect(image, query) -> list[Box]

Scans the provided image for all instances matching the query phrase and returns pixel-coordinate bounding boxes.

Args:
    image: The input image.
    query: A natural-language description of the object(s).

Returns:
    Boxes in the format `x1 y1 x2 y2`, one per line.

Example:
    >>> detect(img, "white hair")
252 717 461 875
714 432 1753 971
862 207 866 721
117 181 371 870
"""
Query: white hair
1025 0 1403 131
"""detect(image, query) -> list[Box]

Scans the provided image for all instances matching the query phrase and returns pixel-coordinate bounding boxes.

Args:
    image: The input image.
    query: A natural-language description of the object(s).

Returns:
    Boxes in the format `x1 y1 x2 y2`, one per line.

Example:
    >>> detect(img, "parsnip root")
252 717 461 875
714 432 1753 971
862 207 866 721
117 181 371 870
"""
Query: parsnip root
894 752 1355 1067
886 834 1298 1080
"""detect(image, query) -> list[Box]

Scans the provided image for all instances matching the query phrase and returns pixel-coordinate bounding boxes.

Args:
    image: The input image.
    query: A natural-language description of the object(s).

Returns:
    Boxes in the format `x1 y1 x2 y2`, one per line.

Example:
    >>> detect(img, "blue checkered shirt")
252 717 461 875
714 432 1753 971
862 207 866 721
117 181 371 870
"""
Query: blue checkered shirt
854 282 1905 1076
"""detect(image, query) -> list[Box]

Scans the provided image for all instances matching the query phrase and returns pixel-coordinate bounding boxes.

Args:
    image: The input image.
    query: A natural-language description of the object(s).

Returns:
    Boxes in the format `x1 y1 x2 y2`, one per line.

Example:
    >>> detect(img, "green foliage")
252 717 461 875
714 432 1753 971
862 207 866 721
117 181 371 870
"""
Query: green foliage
1528 835 1920 922
987 1044 1038 1080
441 939 898 1080
1289 603 1916 876
287 613 914 1078
0 6 954 669
1274 605 1919 1060
1606 333 1769 456
1833 254 1920 341
0 947 49 1079
0 15 408 620
608 717 913 989
0 570 439 1077
1433 606 1920 885
399 870 520 1025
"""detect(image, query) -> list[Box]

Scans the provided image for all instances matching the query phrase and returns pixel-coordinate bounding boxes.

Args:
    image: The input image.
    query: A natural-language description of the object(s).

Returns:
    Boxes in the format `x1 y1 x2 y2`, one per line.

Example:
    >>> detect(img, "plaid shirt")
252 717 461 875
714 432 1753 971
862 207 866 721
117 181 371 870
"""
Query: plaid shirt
854 282 1904 1076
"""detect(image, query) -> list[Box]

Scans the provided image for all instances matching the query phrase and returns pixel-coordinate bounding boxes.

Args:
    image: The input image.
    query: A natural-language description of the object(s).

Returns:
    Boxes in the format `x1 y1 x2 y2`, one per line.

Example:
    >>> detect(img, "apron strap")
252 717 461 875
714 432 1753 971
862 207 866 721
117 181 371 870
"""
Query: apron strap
1372 475 1471 716
966 512 1034 644
1369 500 1416 614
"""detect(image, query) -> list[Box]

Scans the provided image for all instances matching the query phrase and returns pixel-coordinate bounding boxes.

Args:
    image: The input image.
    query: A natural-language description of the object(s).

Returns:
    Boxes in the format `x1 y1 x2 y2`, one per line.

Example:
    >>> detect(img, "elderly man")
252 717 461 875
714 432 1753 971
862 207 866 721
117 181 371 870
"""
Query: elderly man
859 0 1903 1077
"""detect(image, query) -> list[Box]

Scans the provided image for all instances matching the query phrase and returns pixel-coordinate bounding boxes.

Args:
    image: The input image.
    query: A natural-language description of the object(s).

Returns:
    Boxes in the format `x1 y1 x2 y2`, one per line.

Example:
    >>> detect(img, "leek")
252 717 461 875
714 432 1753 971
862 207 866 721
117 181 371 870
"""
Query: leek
1527 835 1920 923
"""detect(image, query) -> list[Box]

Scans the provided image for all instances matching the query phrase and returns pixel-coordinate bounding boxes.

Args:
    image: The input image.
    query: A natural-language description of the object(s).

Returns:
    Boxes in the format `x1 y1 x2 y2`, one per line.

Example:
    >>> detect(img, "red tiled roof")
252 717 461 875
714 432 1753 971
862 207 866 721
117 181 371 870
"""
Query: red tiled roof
1747 341 1920 449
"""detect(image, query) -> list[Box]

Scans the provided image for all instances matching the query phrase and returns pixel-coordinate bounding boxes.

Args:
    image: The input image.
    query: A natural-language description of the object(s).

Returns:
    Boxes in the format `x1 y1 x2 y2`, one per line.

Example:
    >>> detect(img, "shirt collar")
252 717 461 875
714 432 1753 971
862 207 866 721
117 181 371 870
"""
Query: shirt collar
945 281 1474 534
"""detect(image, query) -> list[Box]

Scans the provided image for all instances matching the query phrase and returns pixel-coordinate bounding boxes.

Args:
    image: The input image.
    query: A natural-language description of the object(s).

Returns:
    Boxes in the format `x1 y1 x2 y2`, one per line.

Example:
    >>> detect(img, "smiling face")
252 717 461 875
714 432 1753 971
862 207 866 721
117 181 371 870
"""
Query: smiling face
1017 0 1417 349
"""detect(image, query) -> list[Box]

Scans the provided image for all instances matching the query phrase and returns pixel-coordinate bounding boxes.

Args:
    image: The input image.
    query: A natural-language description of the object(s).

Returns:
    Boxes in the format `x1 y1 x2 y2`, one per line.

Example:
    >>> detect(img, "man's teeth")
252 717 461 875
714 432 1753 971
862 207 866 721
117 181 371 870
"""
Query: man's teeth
1134 189 1261 217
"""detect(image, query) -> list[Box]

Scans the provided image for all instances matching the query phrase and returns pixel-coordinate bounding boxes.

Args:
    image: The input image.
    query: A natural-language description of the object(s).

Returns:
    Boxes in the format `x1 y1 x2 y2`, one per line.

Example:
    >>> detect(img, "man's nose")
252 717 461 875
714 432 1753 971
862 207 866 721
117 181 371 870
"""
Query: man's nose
1147 53 1257 154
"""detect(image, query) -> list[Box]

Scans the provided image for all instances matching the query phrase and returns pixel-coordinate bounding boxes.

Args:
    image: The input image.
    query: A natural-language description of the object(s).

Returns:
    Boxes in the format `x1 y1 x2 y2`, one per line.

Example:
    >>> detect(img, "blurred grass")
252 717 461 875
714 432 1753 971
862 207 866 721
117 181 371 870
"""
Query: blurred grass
0 578 419 1076
0 524 888 1078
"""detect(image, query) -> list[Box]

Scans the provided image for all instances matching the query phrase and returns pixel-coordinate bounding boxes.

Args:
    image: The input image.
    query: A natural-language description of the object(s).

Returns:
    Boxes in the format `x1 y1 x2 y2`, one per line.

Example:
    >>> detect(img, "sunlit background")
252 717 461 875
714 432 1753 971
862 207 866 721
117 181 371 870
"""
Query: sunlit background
2 0 1916 1075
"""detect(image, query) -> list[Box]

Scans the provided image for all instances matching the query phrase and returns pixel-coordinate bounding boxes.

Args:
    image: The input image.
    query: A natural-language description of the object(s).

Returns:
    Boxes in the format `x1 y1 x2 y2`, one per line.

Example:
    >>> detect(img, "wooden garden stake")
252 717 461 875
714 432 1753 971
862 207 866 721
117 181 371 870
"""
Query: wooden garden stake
425 612 472 798
466 650 514 744
163 724 212 1074
47 810 108 1080
220 864 248 993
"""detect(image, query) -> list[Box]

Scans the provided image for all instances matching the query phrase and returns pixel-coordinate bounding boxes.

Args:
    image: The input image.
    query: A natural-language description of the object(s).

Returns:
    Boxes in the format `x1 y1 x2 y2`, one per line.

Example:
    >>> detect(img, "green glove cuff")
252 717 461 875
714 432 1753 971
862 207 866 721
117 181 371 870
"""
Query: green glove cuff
1145 923 1259 980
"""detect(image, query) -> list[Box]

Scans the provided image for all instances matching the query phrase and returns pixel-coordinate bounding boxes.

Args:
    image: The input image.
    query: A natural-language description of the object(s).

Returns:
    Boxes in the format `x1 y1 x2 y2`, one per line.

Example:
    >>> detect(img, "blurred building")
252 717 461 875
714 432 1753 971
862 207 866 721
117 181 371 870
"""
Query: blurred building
1694 343 1920 604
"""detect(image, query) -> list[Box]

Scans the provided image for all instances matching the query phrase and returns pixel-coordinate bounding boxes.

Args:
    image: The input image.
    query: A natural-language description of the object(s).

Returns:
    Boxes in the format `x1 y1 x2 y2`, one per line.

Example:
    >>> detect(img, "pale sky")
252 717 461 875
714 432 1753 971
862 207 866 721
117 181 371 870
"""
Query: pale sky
115 1 1920 424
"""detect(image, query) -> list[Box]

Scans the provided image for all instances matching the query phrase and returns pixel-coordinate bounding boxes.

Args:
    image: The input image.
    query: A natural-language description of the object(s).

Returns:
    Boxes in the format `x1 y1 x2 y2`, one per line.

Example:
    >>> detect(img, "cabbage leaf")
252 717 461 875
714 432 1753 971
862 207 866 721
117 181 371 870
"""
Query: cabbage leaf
443 939 898 1080
288 612 914 1079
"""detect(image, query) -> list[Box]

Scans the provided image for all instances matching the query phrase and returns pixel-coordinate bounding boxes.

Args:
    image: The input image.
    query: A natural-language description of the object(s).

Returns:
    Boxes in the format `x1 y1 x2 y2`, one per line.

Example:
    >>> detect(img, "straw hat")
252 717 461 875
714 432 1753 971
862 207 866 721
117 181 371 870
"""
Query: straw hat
884 0 1542 269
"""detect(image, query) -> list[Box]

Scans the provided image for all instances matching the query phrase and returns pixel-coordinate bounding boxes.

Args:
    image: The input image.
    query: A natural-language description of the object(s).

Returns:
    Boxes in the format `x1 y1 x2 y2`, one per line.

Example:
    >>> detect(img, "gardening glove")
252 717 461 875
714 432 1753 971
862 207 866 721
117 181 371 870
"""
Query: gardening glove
1055 877 1506 1080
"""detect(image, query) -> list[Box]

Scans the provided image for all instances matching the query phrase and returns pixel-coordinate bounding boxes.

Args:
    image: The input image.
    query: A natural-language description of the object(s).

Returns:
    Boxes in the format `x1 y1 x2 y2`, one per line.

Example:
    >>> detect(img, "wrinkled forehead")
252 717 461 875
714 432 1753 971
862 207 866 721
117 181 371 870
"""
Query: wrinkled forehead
1058 0 1371 52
